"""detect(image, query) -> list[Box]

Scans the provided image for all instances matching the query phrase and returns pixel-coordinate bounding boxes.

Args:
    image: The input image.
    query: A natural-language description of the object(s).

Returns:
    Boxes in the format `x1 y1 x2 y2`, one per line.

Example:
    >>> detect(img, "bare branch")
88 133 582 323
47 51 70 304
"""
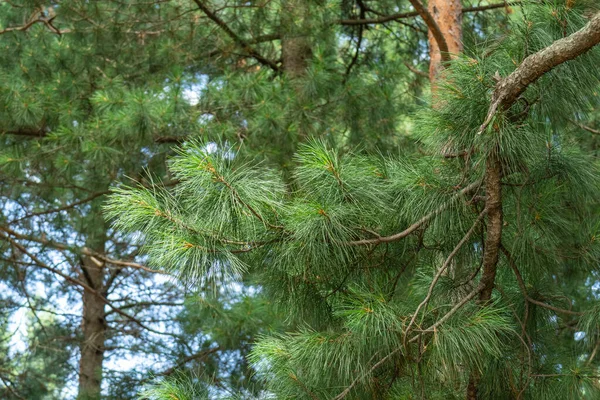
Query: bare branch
479 12 600 134
10 191 110 223
338 2 518 26
191 0 279 72
347 181 481 246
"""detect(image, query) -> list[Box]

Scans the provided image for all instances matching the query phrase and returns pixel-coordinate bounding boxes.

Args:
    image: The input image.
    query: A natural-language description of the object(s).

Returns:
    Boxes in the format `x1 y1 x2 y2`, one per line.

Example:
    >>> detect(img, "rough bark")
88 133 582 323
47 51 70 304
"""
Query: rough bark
426 0 463 82
478 154 503 303
479 11 600 134
77 221 107 400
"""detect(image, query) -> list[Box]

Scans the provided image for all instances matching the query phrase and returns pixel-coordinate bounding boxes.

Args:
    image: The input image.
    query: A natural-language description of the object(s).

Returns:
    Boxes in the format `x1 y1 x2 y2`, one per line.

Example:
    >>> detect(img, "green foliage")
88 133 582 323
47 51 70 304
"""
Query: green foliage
107 2 600 398
138 373 211 400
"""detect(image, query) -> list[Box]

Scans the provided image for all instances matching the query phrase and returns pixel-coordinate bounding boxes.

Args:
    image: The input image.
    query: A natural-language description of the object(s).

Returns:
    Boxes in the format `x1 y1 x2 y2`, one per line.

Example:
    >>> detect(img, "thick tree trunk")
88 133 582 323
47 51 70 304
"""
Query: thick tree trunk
77 223 107 400
282 35 311 78
427 0 463 82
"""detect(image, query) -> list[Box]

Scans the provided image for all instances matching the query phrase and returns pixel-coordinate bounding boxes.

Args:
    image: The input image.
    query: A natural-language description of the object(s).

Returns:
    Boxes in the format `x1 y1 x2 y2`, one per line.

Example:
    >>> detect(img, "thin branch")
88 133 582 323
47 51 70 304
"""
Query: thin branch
10 191 110 223
338 2 518 26
191 0 279 72
344 0 366 80
335 278 485 400
587 338 600 365
347 181 481 246
0 225 168 274
409 285 483 340
333 348 402 400
405 209 487 339
159 347 221 376
571 120 600 135
500 245 582 316
404 62 429 78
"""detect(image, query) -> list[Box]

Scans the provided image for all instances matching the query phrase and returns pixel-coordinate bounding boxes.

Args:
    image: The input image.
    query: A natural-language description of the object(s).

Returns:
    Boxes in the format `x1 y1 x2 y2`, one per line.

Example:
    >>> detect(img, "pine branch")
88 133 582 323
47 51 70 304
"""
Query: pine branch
476 10 600 309
347 180 481 246
343 0 366 81
0 14 62 36
191 0 279 72
405 209 487 339
500 245 582 316
333 348 403 400
335 267 486 400
571 120 600 135
410 285 483 339
478 11 600 134
159 347 221 376
404 62 429 78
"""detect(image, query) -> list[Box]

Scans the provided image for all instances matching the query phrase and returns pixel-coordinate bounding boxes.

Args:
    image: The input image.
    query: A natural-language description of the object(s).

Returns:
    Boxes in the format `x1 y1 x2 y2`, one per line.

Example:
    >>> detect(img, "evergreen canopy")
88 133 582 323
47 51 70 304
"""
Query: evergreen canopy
108 1 600 399
2 0 600 399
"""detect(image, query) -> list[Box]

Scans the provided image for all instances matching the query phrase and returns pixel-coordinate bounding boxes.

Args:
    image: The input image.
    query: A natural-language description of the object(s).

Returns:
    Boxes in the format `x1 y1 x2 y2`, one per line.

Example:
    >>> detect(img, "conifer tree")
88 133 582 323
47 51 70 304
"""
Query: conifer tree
0 0 289 398
108 1 600 399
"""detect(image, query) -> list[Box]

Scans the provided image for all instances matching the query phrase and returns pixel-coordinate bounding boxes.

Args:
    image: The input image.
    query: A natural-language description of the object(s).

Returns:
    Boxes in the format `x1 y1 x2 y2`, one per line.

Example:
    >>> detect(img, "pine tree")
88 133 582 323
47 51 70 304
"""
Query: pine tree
108 1 600 399
0 0 287 398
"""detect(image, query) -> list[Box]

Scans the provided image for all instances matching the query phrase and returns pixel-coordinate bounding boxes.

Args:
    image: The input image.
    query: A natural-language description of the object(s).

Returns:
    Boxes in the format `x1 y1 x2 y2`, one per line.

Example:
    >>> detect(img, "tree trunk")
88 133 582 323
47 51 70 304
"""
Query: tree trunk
279 0 312 176
77 220 107 400
428 0 463 82
281 0 311 79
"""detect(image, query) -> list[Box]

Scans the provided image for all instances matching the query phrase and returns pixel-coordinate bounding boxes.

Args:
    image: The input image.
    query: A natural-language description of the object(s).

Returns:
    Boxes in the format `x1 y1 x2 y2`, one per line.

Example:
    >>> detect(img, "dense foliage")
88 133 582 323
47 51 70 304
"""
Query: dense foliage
109 1 600 399
2 0 600 399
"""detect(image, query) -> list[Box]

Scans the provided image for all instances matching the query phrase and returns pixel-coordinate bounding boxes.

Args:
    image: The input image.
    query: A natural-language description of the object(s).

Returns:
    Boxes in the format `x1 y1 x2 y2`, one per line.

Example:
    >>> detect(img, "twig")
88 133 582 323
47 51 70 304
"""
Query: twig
404 209 487 341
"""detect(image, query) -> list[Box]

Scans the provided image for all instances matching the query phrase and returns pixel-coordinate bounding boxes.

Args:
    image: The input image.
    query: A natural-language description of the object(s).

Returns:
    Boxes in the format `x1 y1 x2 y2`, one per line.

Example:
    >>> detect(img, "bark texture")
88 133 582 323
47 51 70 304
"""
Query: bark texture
479 154 503 303
479 12 600 133
427 0 463 81
77 223 107 400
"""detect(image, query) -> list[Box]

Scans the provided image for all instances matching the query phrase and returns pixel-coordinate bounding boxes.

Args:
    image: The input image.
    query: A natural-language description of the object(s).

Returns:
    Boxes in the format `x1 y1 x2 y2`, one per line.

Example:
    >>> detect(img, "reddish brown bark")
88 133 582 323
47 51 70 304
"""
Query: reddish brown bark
427 0 463 82
478 154 503 303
